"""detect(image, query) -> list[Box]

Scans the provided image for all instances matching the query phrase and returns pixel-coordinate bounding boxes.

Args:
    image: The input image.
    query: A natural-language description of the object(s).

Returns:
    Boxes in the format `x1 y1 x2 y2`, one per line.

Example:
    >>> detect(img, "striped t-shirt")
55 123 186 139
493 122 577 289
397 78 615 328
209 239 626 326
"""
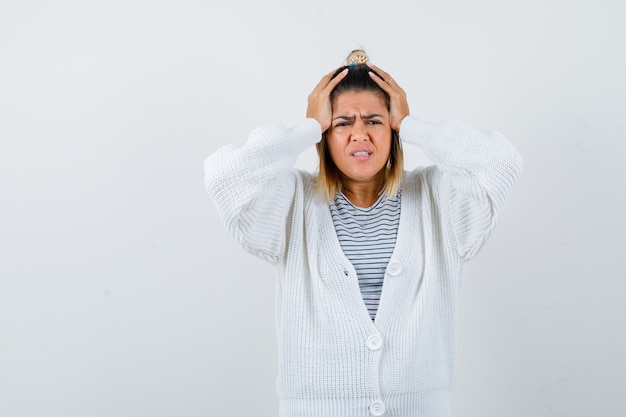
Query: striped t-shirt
330 191 401 320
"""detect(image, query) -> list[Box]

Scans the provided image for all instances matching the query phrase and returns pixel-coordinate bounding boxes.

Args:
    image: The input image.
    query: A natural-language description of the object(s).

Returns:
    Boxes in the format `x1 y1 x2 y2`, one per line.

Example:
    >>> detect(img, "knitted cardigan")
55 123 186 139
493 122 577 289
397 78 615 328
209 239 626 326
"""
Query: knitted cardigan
204 116 523 417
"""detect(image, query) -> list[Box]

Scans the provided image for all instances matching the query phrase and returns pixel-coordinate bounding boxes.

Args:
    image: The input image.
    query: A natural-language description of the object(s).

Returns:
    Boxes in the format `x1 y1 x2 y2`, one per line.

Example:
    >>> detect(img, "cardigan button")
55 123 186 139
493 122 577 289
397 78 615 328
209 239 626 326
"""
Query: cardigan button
387 262 402 277
367 334 383 351
369 400 386 416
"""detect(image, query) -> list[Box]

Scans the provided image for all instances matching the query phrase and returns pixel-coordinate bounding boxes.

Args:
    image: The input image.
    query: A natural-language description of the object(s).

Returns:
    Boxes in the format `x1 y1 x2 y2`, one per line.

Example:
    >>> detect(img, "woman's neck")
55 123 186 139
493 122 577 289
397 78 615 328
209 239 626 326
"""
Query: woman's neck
341 179 383 208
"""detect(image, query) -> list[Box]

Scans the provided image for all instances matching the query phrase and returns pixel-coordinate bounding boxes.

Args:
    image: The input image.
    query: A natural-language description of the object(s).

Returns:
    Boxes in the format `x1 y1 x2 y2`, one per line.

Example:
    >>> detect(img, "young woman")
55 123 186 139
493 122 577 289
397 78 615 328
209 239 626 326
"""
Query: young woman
204 50 523 417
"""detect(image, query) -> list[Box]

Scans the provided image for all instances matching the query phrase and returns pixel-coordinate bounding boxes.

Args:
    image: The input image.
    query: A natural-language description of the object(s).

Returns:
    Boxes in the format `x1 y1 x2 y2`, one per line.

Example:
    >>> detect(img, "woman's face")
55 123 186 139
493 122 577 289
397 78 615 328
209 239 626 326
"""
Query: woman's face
327 90 392 189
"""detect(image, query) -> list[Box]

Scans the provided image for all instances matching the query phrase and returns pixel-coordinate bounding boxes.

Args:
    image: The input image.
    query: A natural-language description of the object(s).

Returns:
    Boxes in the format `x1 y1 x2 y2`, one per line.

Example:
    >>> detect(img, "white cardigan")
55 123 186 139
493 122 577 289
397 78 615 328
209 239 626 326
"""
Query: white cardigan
204 116 523 417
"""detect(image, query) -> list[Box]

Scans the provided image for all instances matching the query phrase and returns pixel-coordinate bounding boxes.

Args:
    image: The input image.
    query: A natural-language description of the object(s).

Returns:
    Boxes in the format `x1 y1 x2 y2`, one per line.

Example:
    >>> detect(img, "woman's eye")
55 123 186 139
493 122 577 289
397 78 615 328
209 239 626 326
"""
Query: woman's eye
368 120 381 125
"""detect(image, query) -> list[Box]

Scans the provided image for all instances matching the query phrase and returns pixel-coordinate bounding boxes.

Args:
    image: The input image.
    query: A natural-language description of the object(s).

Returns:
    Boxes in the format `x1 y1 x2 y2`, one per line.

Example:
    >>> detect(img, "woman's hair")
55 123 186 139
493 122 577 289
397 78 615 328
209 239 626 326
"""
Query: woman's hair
315 50 404 201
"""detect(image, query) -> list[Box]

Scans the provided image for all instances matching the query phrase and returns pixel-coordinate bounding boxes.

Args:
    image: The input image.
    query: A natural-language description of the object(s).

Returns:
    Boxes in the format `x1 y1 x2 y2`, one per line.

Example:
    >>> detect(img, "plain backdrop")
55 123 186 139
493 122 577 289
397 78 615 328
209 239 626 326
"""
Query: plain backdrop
1 0 625 416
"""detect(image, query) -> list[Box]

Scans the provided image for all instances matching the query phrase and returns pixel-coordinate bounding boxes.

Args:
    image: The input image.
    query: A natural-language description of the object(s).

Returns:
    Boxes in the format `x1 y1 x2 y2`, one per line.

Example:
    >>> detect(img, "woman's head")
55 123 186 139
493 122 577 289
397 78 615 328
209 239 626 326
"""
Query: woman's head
316 50 404 201
329 60 390 111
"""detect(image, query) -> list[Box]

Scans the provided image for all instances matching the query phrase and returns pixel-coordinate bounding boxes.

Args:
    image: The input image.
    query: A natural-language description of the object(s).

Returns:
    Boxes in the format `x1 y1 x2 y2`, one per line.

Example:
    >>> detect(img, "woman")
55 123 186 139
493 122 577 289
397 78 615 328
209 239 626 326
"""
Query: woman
204 50 522 417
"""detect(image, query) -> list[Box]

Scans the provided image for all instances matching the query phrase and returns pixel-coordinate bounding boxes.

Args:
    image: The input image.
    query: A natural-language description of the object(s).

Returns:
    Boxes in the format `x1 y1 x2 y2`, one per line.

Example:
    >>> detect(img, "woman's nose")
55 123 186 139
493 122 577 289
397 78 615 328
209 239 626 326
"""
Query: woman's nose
350 121 368 141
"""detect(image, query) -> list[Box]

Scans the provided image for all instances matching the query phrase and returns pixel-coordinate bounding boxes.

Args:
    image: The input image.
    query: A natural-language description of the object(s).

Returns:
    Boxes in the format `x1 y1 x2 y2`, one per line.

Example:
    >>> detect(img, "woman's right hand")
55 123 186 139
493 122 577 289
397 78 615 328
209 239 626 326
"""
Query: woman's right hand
306 68 349 132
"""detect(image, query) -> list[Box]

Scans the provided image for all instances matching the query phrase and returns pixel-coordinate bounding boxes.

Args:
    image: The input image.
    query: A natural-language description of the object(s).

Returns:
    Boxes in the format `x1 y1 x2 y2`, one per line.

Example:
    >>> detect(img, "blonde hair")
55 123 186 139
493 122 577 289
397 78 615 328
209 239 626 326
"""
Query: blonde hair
315 130 404 201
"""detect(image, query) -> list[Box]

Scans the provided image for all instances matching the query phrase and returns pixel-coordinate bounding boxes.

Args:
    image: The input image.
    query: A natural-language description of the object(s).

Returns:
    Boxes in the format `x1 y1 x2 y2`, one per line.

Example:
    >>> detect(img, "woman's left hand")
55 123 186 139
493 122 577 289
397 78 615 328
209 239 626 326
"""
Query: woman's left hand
367 62 410 132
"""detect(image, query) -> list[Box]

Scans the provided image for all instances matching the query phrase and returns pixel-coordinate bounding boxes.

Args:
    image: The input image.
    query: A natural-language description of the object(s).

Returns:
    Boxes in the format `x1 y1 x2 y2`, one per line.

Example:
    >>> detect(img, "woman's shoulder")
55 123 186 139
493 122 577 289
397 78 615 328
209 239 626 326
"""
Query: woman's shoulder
400 166 445 196
290 168 315 182
403 165 440 182
281 169 318 197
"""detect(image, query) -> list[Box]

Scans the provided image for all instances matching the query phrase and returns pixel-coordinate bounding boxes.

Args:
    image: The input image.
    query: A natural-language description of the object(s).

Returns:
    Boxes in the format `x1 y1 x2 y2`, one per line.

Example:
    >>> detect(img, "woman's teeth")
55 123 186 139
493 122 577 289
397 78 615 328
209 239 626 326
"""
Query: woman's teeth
353 151 369 157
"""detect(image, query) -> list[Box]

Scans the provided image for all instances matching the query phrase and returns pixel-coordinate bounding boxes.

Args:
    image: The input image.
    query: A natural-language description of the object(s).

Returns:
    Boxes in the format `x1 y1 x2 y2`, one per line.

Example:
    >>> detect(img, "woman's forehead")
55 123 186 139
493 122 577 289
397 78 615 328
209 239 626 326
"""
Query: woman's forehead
333 91 388 113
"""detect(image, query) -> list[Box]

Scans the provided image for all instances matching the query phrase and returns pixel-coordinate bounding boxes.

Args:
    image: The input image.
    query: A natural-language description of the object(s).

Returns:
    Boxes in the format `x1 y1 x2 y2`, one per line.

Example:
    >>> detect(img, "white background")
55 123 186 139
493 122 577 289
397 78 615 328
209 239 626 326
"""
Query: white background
1 1 625 416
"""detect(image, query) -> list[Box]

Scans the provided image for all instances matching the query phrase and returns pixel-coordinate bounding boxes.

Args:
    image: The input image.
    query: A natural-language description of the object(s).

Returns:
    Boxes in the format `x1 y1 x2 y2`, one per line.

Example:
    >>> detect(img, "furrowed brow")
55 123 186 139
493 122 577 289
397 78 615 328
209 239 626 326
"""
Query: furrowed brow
332 115 355 121
362 114 384 120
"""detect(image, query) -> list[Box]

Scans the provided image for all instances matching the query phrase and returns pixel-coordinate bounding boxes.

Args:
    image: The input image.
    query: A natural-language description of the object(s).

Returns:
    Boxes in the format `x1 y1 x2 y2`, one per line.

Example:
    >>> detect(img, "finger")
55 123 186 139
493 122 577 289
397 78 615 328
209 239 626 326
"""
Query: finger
323 67 348 93
314 67 348 92
311 69 336 94
366 62 392 84
368 69 393 93
366 64 409 130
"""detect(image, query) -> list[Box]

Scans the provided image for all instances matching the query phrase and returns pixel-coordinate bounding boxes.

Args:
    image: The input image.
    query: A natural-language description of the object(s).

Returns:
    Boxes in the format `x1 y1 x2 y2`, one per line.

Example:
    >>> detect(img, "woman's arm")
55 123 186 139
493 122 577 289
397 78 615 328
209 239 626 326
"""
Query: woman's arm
205 67 348 263
366 62 522 260
400 116 523 260
204 119 321 263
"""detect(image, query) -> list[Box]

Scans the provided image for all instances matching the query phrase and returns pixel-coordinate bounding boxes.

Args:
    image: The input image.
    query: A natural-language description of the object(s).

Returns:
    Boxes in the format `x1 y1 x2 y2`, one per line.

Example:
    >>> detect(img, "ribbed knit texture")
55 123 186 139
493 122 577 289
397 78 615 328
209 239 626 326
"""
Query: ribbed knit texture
330 192 401 320
204 116 523 417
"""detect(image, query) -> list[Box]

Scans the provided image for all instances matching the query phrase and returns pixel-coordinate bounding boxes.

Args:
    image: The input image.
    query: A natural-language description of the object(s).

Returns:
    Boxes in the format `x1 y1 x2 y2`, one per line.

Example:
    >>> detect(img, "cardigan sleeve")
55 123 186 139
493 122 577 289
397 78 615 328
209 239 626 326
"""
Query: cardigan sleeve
204 119 322 264
399 116 523 260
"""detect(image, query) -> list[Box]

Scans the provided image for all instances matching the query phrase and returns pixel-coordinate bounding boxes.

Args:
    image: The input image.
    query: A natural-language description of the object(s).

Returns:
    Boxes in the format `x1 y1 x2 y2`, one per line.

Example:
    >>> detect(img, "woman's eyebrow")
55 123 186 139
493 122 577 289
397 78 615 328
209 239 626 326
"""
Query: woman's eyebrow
332 114 384 121
333 115 355 121
362 114 384 120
